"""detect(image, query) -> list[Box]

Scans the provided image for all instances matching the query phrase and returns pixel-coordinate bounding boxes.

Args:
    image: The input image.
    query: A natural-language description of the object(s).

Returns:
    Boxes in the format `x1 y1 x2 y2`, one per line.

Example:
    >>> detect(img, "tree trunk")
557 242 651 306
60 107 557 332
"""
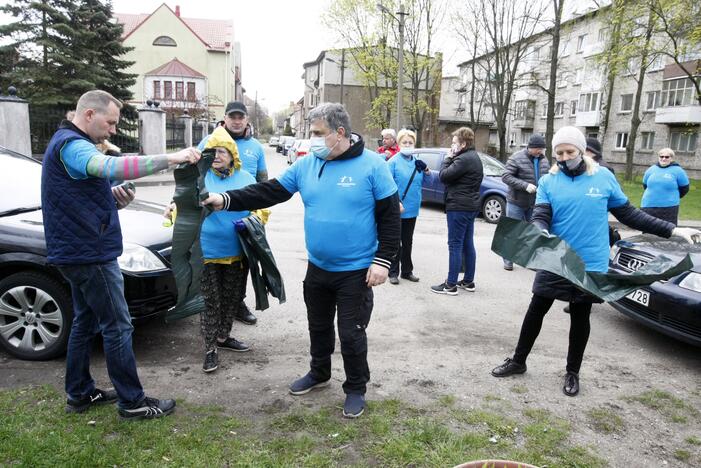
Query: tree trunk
545 0 564 163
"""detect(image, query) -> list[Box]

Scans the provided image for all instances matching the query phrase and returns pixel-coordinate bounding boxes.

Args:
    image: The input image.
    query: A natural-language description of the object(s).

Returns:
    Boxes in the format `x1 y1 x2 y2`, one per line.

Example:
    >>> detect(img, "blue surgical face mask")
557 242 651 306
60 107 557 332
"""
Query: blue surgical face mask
310 133 340 160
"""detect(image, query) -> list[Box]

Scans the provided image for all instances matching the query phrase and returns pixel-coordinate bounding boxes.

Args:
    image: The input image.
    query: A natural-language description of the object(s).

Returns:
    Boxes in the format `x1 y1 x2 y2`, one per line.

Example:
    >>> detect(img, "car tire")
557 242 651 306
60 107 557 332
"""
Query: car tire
0 272 73 360
482 195 505 224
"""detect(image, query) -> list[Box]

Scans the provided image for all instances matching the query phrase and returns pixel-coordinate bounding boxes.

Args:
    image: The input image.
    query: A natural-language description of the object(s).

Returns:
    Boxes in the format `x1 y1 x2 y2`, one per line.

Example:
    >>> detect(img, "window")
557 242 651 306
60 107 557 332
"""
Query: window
598 28 609 43
480 155 506 176
555 101 564 117
661 78 695 107
577 34 587 53
570 100 578 116
645 91 660 111
574 68 583 85
153 81 161 99
415 152 442 171
557 76 567 88
620 94 634 112
153 35 177 47
175 81 184 100
615 132 629 149
560 40 570 57
670 130 698 152
541 103 548 118
164 81 172 99
648 56 665 71
521 130 533 146
187 82 196 101
514 100 535 120
578 92 600 112
640 132 655 150
587 132 599 139
489 130 498 145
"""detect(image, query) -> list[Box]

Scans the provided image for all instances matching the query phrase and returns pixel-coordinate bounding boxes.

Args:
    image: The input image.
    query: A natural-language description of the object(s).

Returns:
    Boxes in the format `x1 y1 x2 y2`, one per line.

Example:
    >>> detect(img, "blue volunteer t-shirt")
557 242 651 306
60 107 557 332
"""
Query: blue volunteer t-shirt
536 167 628 272
277 149 398 271
60 139 101 179
641 164 689 208
198 134 267 179
200 169 255 260
388 152 425 219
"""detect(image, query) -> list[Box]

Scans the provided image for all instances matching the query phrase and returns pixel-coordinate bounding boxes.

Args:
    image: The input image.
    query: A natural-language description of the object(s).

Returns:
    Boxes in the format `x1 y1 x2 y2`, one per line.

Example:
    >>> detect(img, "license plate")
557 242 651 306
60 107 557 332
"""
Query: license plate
626 289 650 307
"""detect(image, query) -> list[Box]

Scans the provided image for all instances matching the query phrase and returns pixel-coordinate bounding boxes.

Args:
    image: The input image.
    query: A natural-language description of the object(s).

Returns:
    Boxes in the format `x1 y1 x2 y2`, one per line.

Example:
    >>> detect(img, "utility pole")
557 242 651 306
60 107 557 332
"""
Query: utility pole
340 49 346 105
254 90 259 138
377 3 409 129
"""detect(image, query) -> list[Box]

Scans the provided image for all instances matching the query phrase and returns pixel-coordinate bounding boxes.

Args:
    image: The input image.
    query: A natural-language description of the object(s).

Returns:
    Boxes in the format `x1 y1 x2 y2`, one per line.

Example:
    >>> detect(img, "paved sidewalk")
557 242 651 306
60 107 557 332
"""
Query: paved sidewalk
133 168 176 187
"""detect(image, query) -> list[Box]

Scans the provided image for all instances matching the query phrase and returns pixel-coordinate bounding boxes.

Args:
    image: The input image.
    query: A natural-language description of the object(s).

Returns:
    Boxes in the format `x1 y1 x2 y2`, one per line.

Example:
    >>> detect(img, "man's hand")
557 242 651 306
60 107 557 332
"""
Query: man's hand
163 202 176 219
525 183 537 194
112 185 134 209
366 264 389 287
672 227 701 244
201 193 225 211
168 147 201 165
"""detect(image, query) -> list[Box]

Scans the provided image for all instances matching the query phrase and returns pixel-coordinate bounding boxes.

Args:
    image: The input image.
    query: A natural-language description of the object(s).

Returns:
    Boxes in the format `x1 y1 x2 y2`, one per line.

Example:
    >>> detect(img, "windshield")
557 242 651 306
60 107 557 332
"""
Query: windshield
0 149 42 213
479 153 506 176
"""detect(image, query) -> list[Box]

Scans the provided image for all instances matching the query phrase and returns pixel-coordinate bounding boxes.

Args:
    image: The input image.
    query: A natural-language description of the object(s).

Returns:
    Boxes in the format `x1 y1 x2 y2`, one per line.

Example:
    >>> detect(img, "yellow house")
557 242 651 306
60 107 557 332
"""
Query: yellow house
114 3 241 117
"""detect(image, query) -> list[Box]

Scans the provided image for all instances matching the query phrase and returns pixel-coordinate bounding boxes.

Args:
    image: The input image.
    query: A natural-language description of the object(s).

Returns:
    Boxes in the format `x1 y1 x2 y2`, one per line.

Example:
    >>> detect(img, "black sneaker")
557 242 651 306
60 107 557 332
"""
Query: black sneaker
289 372 331 396
430 282 458 295
491 358 527 377
203 350 219 373
118 396 176 420
563 371 580 397
389 276 399 285
235 302 257 325
65 388 118 414
217 337 250 352
457 280 476 292
343 393 366 418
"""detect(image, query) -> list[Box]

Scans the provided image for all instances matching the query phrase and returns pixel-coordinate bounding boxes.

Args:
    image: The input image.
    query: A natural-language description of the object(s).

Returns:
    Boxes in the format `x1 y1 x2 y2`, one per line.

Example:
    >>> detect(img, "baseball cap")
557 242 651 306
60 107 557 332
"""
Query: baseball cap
225 101 247 116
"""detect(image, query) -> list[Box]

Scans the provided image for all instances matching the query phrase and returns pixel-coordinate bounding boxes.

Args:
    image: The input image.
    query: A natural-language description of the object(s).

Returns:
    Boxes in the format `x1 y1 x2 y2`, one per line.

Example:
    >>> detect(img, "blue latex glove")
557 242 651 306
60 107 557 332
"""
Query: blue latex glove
233 219 247 233
415 159 427 172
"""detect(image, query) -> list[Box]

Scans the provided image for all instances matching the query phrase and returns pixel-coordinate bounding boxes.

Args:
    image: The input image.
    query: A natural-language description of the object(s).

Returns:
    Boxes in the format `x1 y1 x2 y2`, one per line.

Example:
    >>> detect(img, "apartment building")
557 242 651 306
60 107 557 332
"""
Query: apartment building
442 6 701 177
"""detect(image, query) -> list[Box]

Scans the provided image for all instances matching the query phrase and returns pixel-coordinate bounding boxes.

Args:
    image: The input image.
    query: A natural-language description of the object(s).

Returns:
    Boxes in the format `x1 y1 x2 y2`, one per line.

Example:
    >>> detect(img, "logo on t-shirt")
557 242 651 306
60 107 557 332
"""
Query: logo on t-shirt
244 149 254 158
585 186 604 198
337 176 355 188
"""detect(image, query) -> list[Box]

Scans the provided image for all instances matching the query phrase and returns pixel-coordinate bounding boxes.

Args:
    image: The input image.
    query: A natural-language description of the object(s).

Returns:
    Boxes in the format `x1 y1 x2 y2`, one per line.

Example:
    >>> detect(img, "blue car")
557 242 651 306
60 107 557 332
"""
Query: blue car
412 148 509 224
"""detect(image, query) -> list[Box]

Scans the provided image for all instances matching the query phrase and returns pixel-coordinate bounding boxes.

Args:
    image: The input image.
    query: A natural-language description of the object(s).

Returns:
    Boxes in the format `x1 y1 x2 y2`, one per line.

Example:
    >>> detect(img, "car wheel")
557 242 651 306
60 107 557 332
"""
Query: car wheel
0 272 72 360
482 195 505 224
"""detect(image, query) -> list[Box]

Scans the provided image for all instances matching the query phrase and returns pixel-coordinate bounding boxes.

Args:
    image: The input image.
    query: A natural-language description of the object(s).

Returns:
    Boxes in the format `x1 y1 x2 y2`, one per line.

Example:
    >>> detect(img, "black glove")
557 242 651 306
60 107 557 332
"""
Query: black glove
415 159 427 172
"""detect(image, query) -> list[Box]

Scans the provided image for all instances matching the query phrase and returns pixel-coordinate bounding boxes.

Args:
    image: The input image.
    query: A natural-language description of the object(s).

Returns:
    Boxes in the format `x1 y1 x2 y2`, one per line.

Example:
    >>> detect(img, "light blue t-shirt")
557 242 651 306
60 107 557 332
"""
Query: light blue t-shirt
60 139 101 179
200 169 255 259
641 164 689 208
277 149 398 272
198 134 267 180
536 167 628 272
387 152 426 219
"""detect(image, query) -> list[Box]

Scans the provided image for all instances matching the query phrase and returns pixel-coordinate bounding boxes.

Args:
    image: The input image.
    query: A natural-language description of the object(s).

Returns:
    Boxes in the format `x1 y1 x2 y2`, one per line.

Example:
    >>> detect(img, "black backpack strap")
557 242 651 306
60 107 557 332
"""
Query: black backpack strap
401 168 419 200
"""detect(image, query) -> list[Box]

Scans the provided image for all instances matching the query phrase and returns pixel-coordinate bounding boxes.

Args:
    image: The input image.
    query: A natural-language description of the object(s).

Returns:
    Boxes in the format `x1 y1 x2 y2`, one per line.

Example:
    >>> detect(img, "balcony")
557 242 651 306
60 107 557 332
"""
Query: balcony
655 106 701 125
513 114 535 128
575 111 600 127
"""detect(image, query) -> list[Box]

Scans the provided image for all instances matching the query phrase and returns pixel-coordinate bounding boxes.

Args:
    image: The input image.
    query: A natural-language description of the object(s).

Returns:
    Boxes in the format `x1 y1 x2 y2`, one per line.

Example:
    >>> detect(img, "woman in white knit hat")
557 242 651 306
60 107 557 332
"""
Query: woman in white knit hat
490 126 700 397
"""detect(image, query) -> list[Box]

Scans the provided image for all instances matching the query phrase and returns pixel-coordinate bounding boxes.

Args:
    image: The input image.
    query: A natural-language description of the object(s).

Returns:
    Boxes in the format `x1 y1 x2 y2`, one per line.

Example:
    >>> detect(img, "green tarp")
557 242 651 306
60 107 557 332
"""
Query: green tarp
166 152 214 322
491 217 693 302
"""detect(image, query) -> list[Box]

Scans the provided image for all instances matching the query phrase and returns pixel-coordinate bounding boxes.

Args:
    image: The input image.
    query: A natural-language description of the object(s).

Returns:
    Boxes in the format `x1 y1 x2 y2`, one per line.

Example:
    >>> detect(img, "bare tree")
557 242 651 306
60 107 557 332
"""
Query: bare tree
543 0 566 161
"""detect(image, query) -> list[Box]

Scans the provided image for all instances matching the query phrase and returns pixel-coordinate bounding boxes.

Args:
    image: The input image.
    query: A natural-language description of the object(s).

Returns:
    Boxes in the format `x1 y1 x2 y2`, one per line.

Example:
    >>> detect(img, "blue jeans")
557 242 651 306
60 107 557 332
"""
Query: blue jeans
58 260 144 409
447 210 478 285
503 203 533 267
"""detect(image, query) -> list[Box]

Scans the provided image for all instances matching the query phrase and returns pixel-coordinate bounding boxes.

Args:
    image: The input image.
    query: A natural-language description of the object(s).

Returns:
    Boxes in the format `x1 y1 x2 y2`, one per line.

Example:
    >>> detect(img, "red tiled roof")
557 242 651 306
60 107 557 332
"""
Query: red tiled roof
114 5 232 51
145 58 205 78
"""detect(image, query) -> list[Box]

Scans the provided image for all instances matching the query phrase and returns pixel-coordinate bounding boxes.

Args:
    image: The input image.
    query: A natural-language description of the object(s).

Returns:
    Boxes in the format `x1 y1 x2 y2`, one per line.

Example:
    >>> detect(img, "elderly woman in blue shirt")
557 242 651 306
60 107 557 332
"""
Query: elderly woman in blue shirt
641 147 690 226
387 129 431 284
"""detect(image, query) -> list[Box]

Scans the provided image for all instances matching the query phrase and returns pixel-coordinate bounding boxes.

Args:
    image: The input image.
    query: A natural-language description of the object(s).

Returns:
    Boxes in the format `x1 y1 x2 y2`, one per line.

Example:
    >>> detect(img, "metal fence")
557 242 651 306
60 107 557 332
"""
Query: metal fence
29 106 138 157
166 115 186 151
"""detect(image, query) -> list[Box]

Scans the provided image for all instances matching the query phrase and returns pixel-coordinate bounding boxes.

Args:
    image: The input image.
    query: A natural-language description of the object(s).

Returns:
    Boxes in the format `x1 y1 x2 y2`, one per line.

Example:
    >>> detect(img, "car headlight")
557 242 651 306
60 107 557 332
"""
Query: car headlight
609 243 620 262
679 272 701 293
118 243 167 273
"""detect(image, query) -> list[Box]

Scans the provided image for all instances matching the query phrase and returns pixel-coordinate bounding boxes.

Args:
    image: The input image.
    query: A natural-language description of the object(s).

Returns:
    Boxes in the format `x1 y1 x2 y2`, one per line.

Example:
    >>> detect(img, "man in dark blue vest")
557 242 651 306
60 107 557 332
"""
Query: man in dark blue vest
41 90 200 420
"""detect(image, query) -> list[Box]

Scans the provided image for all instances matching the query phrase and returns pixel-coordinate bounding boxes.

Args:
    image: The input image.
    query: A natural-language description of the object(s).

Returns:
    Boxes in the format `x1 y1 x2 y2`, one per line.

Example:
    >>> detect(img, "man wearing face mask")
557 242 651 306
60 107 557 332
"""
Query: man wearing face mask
201 103 400 418
491 126 701 398
194 101 268 326
501 134 550 271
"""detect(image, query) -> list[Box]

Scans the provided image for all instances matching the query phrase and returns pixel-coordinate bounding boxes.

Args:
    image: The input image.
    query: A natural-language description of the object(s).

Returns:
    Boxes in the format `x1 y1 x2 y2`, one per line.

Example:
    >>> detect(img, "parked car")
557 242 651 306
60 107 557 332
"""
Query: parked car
276 136 295 154
269 136 280 147
608 234 701 347
282 138 296 156
287 139 311 165
412 148 509 224
0 146 178 361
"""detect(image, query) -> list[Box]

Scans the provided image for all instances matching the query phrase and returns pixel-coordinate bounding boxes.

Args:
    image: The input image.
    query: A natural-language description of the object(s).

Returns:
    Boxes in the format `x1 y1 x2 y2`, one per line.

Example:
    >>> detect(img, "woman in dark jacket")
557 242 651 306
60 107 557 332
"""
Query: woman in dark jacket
490 126 700 397
431 127 483 295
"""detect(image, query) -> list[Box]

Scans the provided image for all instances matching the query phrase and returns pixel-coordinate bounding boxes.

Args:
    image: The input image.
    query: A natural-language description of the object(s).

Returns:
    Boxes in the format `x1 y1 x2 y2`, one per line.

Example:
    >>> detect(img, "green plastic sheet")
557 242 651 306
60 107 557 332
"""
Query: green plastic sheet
166 151 214 322
491 217 693 302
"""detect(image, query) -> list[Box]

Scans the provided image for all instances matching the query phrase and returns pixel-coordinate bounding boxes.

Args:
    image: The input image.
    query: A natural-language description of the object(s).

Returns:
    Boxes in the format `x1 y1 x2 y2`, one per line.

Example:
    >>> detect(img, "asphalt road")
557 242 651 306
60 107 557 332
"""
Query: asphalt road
2 145 699 467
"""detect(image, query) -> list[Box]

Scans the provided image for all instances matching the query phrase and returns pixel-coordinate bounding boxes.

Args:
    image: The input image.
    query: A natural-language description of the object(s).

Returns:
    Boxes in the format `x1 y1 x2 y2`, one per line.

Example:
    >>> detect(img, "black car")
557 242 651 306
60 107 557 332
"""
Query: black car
608 234 701 347
0 146 177 360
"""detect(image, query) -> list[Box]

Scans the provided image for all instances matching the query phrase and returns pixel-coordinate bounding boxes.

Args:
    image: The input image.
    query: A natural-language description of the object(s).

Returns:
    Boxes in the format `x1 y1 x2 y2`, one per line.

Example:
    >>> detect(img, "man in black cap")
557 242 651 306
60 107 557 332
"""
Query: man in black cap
585 137 614 174
501 134 551 270
195 101 268 325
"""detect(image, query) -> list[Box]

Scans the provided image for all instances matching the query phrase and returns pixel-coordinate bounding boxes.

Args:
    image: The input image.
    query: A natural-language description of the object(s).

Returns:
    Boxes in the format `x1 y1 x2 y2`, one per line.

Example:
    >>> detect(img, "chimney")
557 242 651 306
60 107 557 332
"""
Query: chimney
175 5 180 17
